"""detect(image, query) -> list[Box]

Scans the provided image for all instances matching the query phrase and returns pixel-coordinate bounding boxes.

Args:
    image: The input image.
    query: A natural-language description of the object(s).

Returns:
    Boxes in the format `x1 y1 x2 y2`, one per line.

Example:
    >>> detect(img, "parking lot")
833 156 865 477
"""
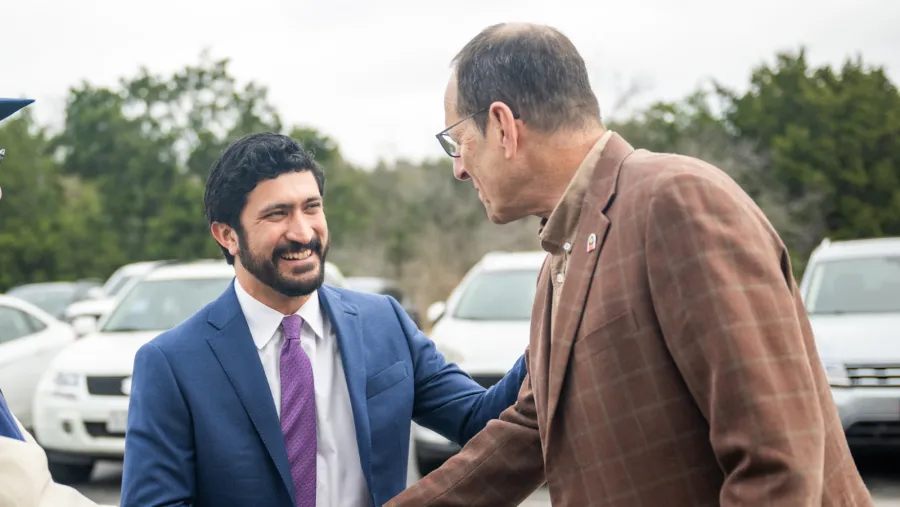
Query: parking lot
73 443 900 506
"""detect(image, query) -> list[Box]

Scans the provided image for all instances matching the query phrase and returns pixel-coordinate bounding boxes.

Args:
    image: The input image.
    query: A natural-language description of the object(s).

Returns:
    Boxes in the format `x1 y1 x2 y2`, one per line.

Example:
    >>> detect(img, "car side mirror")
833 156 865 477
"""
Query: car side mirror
72 316 97 337
426 301 446 325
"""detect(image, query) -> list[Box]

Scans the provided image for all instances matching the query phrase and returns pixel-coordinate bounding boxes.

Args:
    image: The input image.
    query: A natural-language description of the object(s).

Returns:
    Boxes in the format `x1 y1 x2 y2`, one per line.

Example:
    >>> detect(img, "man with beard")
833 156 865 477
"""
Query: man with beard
120 132 527 507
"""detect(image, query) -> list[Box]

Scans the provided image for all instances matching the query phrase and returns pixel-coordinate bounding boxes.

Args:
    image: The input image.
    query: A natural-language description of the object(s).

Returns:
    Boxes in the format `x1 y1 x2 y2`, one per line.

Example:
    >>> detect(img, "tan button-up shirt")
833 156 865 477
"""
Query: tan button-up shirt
539 130 613 334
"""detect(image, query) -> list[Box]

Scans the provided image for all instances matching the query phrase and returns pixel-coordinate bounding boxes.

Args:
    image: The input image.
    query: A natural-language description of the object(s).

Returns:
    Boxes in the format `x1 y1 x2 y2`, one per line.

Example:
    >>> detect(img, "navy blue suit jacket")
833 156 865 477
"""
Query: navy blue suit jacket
120 282 526 507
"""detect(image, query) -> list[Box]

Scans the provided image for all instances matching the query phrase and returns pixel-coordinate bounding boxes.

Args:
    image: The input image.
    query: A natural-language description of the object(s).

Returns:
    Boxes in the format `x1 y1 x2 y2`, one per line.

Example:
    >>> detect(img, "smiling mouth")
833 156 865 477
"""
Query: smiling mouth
280 249 313 261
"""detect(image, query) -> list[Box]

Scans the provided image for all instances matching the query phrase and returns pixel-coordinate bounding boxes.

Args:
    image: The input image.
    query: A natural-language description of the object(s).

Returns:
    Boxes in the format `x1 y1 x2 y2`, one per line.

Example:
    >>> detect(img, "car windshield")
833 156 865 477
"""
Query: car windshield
805 256 900 314
104 274 135 298
101 277 233 332
7 285 75 318
452 268 539 321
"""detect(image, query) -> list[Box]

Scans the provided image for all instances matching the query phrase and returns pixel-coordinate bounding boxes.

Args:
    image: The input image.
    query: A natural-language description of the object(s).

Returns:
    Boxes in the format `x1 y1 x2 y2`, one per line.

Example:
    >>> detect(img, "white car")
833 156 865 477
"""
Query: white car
0 295 77 432
63 260 164 330
413 250 544 474
32 260 236 483
324 261 348 288
800 236 900 447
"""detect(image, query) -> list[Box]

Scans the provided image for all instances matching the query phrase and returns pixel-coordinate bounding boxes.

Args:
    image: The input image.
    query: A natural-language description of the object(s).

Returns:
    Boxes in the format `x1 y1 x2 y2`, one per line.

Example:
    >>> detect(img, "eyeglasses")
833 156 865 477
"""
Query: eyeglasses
435 107 519 158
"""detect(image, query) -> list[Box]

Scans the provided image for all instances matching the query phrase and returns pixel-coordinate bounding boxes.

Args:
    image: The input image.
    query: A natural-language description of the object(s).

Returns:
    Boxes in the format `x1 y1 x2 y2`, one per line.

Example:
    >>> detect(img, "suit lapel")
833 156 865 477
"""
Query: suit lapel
318 287 373 492
544 202 608 425
544 134 635 429
205 282 296 507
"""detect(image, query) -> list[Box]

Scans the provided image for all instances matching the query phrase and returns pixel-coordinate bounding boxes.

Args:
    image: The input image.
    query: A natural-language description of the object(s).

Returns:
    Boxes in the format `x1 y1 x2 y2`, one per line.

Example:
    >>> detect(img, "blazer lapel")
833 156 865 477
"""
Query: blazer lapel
318 287 373 492
205 282 296 506
545 134 635 428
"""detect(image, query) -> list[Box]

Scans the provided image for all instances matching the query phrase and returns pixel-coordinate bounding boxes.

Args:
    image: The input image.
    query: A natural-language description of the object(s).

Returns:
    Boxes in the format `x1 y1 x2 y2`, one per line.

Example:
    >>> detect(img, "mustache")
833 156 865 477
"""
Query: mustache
273 237 324 258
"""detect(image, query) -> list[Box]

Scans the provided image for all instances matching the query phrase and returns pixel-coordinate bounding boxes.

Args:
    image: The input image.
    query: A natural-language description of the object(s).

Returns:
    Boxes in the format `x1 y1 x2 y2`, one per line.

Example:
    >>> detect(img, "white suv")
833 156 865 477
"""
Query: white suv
414 250 544 474
32 260 236 483
800 236 900 447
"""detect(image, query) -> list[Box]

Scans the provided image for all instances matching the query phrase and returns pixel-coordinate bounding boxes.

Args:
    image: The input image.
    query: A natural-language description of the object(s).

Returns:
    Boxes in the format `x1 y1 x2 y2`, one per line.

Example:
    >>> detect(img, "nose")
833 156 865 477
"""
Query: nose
452 157 470 181
284 214 315 244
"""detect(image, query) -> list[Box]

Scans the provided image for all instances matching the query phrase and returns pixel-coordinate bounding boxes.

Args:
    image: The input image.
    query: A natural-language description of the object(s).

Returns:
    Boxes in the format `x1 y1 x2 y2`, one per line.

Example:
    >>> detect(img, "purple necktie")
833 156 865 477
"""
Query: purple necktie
280 314 317 507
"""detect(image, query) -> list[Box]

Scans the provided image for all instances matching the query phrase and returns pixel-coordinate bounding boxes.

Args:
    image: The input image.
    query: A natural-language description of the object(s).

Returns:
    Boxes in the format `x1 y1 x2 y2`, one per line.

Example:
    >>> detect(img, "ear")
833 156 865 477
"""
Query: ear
488 101 519 160
211 222 239 260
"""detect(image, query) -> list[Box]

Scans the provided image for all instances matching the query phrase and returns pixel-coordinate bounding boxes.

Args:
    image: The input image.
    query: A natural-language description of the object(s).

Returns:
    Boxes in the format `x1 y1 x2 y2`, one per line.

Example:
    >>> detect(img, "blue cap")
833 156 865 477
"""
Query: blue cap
0 98 34 122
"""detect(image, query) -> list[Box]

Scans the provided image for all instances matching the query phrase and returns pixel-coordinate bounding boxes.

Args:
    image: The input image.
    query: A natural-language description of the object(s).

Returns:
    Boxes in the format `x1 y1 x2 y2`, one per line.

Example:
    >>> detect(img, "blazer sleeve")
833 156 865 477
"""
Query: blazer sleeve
644 170 829 505
0 427 112 507
120 342 195 507
385 296 543 506
387 295 527 444
387 364 544 506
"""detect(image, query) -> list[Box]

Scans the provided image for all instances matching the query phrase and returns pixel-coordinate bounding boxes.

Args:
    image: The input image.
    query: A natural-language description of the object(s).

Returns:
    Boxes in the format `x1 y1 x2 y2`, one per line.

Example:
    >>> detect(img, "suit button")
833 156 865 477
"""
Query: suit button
556 273 565 283
563 242 571 252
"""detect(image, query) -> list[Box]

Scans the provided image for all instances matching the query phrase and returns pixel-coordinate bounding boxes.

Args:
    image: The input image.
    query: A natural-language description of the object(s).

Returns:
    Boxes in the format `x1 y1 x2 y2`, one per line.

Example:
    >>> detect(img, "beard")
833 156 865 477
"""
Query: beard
236 229 329 298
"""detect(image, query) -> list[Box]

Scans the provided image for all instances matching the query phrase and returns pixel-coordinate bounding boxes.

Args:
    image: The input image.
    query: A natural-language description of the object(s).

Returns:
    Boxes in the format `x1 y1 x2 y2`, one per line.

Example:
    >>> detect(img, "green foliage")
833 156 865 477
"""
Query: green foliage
1 47 898 307
613 48 900 276
724 49 900 253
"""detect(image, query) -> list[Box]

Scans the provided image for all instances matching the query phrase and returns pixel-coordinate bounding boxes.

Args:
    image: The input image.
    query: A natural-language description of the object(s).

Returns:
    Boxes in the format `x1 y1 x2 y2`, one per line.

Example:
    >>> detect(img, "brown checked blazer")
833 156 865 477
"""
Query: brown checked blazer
387 133 873 507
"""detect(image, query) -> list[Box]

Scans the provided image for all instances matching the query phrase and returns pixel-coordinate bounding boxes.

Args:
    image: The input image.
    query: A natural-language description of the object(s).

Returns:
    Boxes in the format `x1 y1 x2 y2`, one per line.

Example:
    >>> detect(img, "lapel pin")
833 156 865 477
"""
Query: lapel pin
586 233 597 253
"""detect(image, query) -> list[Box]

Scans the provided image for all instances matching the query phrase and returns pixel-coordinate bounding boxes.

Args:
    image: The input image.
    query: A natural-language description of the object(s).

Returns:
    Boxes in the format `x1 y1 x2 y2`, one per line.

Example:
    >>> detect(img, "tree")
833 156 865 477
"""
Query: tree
50 52 285 274
721 48 900 265
0 111 114 289
5 45 899 312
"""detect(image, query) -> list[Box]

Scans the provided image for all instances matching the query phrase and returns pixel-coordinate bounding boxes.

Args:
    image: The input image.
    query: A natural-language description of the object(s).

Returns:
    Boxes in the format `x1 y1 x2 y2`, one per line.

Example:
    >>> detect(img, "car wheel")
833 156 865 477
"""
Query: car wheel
48 461 94 484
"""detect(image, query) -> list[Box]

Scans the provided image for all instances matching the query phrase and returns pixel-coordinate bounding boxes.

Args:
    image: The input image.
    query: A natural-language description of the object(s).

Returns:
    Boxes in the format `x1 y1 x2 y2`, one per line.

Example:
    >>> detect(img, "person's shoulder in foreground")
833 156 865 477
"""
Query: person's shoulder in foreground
0 427 115 507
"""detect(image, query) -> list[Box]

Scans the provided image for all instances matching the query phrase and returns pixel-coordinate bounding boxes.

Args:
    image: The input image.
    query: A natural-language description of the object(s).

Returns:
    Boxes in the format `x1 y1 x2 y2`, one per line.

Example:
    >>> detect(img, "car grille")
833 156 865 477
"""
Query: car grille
845 422 900 446
86 376 130 396
845 365 900 387
469 374 504 390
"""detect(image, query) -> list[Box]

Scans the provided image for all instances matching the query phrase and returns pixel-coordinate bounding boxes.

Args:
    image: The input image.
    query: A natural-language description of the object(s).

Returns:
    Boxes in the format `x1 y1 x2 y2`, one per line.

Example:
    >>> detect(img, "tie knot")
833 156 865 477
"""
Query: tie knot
281 314 304 342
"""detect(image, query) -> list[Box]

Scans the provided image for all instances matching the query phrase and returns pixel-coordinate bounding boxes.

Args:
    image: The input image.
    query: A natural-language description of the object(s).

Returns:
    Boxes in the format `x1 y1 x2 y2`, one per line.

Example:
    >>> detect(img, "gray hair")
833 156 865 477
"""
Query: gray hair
451 23 601 133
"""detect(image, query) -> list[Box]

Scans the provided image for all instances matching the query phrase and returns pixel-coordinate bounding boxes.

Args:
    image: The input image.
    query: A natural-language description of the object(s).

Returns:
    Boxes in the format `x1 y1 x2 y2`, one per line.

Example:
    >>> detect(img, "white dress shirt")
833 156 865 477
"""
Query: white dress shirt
234 280 371 507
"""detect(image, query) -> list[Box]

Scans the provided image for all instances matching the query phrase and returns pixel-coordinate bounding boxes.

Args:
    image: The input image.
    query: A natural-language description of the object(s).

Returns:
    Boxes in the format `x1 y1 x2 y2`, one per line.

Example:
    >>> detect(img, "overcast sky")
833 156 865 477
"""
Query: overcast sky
2 0 898 168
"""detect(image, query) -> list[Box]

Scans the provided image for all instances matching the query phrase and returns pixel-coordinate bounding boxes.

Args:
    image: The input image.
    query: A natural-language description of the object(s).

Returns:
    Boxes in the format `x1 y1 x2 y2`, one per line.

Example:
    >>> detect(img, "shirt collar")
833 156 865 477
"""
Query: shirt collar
234 279 327 350
539 130 614 253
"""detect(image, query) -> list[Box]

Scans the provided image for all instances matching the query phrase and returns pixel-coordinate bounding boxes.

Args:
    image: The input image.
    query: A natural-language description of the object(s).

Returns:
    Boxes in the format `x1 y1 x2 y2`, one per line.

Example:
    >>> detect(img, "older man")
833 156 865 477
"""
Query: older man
389 23 872 507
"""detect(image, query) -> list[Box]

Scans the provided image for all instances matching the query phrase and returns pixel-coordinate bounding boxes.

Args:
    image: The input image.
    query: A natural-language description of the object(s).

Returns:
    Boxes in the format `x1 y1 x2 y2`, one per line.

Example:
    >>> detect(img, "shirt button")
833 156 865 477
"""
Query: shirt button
563 242 571 252
556 273 565 283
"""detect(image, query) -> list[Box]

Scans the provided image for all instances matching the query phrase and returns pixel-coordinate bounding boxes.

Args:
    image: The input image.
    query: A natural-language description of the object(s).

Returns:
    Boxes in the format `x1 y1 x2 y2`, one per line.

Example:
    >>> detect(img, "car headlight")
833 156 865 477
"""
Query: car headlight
54 372 80 387
50 372 82 399
823 362 851 387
